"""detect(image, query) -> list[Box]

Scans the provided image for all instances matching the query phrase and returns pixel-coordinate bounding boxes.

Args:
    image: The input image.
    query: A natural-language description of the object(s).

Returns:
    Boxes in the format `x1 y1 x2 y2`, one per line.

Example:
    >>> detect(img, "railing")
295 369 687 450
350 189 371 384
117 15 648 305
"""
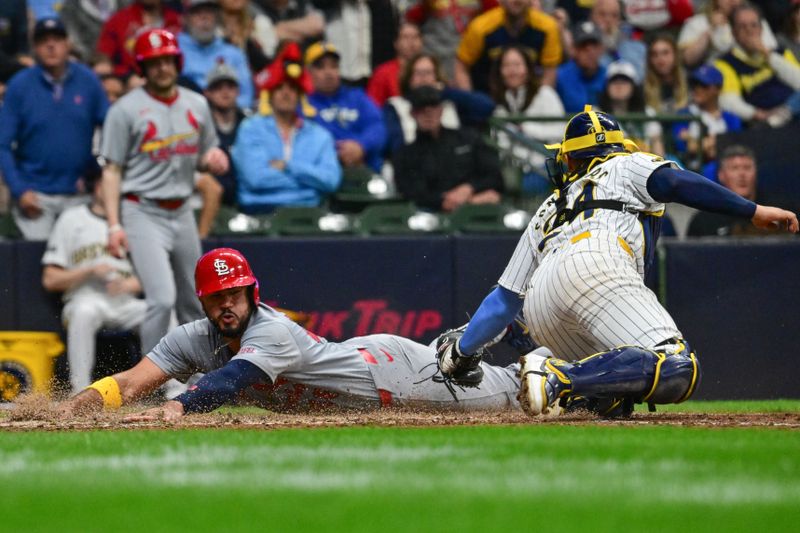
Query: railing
487 113 708 205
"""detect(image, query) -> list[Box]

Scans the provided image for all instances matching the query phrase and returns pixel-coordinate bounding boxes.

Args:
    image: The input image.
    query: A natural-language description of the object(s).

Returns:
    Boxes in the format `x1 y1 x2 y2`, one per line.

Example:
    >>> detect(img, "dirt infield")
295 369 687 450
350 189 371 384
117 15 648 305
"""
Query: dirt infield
2 394 799 431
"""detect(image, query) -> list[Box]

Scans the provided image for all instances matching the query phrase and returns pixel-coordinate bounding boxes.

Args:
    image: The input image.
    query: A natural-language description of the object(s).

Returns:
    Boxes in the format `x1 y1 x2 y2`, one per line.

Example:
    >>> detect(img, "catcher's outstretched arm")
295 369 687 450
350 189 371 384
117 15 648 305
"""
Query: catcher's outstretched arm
459 286 523 356
647 166 756 217
647 166 798 232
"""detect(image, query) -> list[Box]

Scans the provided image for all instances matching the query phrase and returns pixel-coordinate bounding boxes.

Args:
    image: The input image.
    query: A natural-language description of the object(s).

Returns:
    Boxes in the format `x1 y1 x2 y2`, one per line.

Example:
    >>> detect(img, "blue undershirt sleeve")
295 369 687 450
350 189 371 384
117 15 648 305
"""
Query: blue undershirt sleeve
174 359 270 414
459 286 524 355
646 166 757 218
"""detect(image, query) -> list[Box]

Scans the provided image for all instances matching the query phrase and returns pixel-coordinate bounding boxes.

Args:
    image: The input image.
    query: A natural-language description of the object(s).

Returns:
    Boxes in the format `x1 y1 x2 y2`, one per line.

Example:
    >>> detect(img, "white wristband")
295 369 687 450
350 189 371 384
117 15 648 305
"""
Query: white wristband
108 224 123 234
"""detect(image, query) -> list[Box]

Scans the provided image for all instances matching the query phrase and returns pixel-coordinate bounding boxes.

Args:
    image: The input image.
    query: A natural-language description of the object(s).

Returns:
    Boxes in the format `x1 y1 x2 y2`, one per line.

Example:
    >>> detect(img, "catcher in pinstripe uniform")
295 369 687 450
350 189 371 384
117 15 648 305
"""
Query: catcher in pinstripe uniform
434 105 798 417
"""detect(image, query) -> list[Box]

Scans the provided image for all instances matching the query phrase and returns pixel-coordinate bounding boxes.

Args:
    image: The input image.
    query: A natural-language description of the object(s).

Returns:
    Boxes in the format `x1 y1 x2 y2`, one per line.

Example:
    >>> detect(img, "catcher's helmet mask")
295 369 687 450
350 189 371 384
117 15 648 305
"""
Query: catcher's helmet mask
545 105 638 189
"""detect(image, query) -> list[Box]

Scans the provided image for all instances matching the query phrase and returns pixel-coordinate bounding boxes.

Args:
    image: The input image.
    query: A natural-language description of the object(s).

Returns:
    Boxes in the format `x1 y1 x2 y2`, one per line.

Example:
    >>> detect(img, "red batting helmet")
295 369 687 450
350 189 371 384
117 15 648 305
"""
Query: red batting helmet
195 248 260 303
134 28 183 72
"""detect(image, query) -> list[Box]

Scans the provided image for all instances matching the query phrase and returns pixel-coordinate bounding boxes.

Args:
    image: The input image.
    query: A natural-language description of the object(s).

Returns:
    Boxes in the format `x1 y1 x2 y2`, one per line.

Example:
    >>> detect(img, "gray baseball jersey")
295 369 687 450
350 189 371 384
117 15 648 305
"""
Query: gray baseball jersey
100 87 217 199
148 303 521 411
100 86 216 353
497 152 681 360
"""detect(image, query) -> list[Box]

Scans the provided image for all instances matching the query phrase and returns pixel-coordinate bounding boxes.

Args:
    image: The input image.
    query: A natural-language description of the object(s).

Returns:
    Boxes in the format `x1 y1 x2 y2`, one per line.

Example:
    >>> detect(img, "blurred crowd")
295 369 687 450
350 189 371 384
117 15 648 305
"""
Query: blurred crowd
1 0 800 230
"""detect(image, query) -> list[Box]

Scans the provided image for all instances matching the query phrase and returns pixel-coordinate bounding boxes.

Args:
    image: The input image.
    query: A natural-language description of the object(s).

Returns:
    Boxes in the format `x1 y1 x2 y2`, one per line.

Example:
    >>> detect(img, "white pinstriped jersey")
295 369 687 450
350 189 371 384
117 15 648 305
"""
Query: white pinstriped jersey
497 152 681 360
499 152 672 292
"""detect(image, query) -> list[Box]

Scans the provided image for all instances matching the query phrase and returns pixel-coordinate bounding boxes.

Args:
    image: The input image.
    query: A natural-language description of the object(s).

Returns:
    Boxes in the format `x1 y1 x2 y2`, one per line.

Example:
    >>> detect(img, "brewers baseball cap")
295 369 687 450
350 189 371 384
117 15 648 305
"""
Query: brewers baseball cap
207 62 239 87
304 42 340 66
33 17 68 42
407 85 443 110
573 21 603 46
689 64 723 87
606 60 639 84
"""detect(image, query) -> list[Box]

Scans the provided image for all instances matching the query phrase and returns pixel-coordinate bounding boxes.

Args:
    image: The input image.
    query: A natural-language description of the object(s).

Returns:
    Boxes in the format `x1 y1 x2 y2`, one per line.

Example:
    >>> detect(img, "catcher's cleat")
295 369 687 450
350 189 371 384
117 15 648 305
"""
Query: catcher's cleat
518 354 569 417
561 396 634 418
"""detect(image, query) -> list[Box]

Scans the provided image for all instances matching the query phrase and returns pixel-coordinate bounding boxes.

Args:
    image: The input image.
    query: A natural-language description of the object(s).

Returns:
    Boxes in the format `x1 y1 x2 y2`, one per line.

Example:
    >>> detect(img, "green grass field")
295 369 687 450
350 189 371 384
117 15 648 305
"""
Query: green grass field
2 401 800 532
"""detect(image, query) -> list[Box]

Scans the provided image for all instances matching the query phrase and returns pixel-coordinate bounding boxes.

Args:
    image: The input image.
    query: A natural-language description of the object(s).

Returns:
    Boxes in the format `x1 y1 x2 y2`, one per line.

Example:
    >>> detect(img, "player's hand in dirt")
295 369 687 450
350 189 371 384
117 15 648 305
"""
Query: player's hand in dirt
202 147 229 176
751 205 799 232
123 400 184 423
108 226 128 258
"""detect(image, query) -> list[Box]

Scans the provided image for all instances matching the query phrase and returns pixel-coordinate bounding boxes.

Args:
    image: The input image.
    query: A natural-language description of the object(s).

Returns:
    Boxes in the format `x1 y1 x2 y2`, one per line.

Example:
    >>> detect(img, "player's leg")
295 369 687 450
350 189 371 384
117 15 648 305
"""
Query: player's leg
123 201 177 353
169 208 204 324
521 239 697 416
106 297 148 331
374 335 522 410
62 297 106 394
519 339 701 416
523 249 606 361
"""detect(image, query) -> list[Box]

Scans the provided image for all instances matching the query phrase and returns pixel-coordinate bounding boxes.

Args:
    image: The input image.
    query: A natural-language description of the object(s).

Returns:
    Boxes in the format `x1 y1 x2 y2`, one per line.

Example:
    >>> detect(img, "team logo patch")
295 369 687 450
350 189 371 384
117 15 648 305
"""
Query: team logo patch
214 259 231 276
595 132 606 143
149 32 162 48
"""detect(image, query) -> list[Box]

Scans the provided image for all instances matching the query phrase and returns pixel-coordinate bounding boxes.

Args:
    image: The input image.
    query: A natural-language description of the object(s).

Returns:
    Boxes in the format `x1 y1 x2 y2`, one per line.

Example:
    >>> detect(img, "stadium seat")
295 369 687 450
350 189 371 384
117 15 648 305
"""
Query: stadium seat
357 203 446 235
269 206 355 236
449 204 530 234
210 206 262 236
331 167 399 211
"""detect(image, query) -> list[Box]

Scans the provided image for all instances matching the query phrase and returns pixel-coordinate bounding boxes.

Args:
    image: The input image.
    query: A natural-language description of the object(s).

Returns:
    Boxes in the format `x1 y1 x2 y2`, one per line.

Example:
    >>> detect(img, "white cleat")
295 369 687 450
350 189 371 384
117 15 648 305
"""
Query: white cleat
518 353 563 418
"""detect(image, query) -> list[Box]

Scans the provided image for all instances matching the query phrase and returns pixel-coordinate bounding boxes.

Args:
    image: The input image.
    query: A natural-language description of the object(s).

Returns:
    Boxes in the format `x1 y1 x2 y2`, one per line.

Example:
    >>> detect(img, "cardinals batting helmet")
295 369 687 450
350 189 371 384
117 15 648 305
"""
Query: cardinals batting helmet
195 248 260 303
134 28 183 73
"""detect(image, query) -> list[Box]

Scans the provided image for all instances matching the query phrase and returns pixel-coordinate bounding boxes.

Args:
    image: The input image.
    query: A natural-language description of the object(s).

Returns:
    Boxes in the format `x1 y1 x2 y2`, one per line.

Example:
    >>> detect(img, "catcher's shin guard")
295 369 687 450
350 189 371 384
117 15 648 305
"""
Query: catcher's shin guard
550 340 701 405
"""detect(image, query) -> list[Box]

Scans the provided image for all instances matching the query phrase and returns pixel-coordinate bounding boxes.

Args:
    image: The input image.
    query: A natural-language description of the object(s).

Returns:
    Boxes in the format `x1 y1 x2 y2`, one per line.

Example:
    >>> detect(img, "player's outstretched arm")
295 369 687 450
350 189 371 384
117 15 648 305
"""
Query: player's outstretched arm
57 357 171 416
123 359 270 422
751 204 799 232
459 286 524 355
647 166 799 234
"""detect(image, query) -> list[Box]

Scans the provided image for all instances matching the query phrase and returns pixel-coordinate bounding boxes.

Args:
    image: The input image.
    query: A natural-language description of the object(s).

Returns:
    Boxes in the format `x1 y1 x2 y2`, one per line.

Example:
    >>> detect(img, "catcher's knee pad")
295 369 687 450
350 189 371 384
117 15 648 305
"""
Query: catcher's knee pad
642 339 701 404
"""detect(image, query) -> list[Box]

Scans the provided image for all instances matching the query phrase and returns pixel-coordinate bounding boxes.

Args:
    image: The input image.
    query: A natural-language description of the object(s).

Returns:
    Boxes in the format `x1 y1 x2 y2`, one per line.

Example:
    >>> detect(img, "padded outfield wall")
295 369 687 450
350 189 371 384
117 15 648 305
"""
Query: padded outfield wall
1 237 797 400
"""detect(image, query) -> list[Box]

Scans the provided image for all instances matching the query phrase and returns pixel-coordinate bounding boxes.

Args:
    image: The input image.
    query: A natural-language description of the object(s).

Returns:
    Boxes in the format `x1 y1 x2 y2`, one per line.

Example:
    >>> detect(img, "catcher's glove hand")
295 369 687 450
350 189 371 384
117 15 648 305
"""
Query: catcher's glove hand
435 328 484 387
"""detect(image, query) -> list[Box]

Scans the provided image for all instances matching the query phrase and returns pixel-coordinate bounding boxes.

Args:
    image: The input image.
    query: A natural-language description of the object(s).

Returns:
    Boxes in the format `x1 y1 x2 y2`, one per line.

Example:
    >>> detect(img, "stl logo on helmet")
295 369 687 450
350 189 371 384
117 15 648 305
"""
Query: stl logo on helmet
596 133 606 143
149 33 163 48
214 259 231 276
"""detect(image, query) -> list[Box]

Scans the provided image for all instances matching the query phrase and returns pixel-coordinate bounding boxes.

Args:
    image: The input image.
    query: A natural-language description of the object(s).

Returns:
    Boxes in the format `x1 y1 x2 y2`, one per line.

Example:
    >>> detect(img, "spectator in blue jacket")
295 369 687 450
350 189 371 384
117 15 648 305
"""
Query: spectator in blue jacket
232 47 341 214
305 42 387 173
178 0 254 109
557 21 608 113
0 18 109 240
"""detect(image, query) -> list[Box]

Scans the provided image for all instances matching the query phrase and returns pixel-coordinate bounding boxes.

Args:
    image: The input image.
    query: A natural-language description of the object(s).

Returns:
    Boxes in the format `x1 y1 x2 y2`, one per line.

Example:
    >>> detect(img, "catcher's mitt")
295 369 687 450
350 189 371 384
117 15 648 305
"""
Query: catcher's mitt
434 328 484 387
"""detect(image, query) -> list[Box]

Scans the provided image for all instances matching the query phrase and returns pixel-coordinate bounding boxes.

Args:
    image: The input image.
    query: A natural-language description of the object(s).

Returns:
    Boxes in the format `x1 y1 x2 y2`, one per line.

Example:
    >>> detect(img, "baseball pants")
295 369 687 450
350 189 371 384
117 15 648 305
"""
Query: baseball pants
122 199 203 353
524 232 681 361
62 294 147 393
